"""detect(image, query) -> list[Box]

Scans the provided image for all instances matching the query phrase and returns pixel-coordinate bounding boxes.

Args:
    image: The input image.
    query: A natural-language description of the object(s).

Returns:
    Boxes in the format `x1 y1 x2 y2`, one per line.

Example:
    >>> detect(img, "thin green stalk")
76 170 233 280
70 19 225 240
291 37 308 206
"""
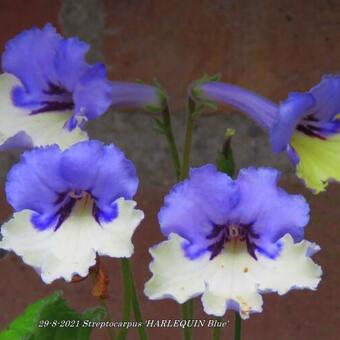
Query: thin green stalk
212 317 223 340
187 299 194 320
117 259 132 340
179 96 199 340
234 312 242 340
127 260 148 340
98 298 116 340
181 303 191 340
180 96 196 180
162 101 181 180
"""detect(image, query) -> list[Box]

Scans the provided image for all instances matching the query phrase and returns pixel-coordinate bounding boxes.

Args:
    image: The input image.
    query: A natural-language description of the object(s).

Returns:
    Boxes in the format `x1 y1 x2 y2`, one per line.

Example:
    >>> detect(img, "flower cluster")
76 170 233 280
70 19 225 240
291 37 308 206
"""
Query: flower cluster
0 23 326 328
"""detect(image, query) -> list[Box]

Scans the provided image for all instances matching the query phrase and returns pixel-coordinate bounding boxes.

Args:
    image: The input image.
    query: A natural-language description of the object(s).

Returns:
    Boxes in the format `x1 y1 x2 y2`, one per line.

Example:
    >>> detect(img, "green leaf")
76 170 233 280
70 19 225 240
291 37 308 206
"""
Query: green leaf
217 128 236 177
0 291 105 340
152 117 167 135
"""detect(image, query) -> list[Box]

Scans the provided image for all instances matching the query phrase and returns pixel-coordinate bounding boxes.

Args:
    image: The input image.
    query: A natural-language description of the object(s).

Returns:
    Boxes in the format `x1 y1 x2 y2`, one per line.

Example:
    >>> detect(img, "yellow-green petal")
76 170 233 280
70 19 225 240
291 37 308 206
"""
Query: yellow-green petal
291 131 340 193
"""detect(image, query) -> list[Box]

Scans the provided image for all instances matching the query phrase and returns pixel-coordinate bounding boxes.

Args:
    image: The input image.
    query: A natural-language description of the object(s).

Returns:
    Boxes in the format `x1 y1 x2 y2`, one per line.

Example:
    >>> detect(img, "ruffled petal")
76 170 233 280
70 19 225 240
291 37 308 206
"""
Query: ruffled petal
144 233 211 303
1 24 61 98
252 234 322 295
144 233 321 320
0 74 87 150
308 75 340 121
1 24 112 128
0 198 143 283
158 164 238 258
291 131 340 193
270 93 315 153
231 167 309 258
5 145 68 221
201 241 263 319
60 140 138 221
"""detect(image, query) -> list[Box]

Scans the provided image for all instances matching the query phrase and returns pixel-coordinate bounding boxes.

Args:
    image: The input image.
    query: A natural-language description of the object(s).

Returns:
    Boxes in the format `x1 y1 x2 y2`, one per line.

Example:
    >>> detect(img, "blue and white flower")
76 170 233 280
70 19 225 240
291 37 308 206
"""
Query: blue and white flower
0 24 163 151
144 165 321 319
0 140 144 283
193 78 340 193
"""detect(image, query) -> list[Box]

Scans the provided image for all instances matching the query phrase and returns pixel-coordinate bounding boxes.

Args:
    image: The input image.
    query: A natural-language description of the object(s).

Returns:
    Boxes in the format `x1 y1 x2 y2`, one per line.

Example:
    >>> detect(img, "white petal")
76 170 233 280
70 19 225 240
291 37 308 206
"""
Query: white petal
0 198 144 283
202 242 263 319
0 73 87 150
252 234 322 295
144 233 211 303
144 233 322 320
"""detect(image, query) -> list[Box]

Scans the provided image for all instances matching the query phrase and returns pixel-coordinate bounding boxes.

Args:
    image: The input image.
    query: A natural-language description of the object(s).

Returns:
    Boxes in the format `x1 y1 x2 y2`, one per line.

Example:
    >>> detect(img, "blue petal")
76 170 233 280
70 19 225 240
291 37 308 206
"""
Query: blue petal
59 140 138 222
5 145 69 227
270 93 315 152
0 131 33 151
231 167 310 258
2 24 112 128
2 24 61 101
72 63 112 122
158 164 238 258
309 75 340 121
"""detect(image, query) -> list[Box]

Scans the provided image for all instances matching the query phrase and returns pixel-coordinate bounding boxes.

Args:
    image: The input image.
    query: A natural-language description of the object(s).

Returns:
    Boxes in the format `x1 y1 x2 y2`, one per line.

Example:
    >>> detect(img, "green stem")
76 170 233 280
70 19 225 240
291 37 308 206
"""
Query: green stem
162 101 181 180
181 303 191 340
127 260 148 340
187 299 194 320
234 312 242 340
212 317 222 340
98 298 116 340
179 97 199 340
180 96 196 180
117 259 132 340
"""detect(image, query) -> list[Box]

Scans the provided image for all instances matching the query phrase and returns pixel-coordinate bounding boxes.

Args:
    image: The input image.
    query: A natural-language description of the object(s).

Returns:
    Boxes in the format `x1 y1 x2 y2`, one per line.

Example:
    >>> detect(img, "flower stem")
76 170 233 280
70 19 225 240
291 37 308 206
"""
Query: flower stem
98 298 116 340
212 317 223 340
179 96 200 340
117 259 132 340
161 100 181 180
127 260 149 340
181 302 192 340
234 312 242 340
180 96 197 180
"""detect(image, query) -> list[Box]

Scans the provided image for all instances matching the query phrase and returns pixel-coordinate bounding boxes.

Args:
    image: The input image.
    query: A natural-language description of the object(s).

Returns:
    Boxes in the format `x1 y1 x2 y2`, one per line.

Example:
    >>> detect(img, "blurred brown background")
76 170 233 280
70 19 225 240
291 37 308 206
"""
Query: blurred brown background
0 0 339 339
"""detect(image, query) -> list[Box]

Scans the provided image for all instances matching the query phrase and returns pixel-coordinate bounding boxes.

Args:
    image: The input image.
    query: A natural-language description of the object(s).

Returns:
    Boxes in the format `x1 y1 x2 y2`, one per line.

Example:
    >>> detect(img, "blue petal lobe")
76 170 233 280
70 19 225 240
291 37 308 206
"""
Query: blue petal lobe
5 145 69 227
59 141 138 222
309 75 340 121
270 93 315 152
73 63 112 120
158 164 238 258
2 24 60 100
2 24 112 127
231 167 310 258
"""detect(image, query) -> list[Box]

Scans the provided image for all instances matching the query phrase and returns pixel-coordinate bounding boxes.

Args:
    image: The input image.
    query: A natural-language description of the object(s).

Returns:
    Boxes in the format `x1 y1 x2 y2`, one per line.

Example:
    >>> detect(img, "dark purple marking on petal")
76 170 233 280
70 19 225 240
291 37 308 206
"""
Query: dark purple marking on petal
54 197 76 231
205 221 257 260
208 232 228 260
296 124 326 140
43 82 69 95
54 192 68 205
30 101 74 115
92 202 102 225
206 224 225 240
246 237 257 260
